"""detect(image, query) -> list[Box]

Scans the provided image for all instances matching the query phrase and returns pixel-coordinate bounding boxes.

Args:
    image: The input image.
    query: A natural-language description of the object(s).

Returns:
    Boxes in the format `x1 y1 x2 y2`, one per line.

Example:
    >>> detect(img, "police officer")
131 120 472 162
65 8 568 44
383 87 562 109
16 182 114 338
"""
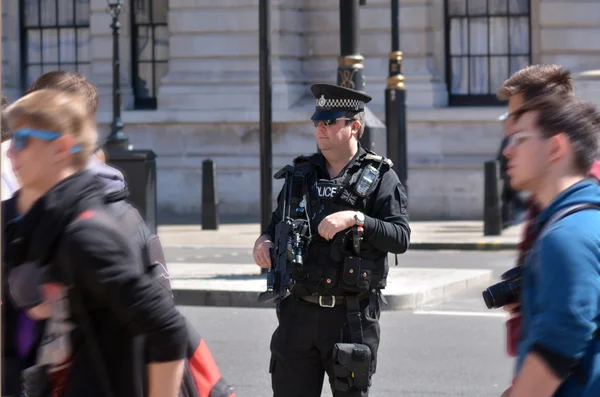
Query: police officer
253 83 410 397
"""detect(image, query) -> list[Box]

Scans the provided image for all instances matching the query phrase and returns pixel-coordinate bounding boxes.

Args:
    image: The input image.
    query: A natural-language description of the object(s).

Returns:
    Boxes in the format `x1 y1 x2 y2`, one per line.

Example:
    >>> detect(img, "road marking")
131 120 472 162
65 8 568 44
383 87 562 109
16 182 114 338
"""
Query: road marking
413 310 507 318
231 252 239 256
195 255 204 259
214 254 222 258
176 257 185 261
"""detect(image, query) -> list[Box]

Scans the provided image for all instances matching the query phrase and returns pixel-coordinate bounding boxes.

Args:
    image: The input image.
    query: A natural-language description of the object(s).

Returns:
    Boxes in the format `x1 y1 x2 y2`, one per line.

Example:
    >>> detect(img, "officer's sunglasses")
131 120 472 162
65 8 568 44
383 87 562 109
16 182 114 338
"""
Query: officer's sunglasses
10 128 81 153
313 118 354 127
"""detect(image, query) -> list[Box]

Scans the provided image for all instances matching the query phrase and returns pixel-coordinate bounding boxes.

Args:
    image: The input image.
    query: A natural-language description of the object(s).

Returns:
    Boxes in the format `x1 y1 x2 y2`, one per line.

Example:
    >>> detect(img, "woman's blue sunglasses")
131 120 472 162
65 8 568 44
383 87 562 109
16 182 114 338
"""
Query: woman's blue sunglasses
11 128 81 153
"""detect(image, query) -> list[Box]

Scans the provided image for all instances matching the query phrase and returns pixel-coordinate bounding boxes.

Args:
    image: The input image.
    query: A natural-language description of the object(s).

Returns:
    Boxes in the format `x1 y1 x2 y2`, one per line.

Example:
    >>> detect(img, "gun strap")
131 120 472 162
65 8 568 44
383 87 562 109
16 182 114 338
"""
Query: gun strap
346 295 364 344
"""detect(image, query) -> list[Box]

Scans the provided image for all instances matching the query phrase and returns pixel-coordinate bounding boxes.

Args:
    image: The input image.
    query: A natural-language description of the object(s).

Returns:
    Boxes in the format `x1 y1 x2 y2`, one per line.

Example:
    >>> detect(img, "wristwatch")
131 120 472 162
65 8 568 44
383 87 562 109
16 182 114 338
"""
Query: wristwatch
354 211 365 226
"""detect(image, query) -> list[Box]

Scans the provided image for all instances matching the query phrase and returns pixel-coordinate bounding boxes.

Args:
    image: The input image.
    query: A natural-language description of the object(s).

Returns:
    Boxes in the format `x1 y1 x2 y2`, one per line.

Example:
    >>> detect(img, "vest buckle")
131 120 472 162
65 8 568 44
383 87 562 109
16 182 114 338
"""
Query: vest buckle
319 295 336 308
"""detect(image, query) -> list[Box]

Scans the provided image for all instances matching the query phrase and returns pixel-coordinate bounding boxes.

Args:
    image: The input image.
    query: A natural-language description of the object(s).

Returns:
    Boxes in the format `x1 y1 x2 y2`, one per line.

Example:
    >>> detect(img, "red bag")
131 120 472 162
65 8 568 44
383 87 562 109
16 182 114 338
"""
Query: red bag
180 319 236 397
506 315 522 357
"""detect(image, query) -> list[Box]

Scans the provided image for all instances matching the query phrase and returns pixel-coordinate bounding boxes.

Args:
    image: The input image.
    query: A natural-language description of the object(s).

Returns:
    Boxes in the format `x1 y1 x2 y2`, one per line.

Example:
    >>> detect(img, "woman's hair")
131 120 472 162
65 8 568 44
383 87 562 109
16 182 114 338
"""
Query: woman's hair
4 89 97 169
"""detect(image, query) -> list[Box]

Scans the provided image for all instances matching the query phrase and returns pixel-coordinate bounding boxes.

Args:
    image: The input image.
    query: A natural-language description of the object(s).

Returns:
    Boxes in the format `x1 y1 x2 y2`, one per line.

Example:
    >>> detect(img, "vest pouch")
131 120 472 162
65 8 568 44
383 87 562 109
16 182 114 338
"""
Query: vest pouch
322 267 340 290
342 257 361 286
356 269 372 291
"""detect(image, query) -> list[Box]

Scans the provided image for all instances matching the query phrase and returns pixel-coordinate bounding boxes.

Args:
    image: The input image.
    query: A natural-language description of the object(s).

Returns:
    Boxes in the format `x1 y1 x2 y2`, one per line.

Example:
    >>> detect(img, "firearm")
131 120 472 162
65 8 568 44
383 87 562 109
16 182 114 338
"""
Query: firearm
258 166 312 305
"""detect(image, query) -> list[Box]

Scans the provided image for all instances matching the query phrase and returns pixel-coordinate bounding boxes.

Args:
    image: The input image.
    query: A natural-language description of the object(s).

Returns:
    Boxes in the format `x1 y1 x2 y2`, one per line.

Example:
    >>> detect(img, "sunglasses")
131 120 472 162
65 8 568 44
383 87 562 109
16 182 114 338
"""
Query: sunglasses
10 128 81 153
312 118 353 127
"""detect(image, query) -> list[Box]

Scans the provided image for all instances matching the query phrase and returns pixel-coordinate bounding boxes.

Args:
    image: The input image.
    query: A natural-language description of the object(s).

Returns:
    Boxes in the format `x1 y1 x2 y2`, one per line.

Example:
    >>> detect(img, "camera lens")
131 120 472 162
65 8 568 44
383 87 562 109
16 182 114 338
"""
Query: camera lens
482 280 519 309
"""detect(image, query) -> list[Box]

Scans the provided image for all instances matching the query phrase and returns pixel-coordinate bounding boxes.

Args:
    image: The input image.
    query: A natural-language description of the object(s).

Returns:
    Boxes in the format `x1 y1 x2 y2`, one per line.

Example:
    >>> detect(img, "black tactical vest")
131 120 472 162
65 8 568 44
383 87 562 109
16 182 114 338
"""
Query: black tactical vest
286 149 391 297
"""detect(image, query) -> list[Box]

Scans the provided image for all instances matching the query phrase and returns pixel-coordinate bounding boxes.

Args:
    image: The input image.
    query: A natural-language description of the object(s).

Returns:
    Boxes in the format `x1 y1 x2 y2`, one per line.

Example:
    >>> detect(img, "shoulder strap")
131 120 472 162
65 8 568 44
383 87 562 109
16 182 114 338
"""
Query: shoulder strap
539 204 600 240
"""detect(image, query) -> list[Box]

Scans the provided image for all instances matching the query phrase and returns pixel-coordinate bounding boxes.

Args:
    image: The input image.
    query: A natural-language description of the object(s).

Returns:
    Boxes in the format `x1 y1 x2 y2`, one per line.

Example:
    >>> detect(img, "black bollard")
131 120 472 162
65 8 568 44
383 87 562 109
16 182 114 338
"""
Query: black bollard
483 160 502 236
201 159 219 230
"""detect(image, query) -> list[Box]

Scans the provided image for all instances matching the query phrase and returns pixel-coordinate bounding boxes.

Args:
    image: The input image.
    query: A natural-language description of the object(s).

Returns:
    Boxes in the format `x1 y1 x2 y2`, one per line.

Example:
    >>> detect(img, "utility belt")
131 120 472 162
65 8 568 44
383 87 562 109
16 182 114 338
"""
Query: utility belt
296 291 371 308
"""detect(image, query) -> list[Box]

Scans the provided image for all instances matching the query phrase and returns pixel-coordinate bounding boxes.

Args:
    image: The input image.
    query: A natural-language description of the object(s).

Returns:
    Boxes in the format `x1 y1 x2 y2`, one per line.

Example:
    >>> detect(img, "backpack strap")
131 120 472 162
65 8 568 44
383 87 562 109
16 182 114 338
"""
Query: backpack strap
538 204 600 240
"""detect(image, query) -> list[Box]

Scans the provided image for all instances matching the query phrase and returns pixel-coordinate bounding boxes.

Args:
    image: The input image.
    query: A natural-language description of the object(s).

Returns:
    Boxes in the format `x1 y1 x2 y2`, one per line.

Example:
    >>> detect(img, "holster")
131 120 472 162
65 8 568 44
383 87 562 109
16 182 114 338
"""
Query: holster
331 294 373 392
332 343 371 391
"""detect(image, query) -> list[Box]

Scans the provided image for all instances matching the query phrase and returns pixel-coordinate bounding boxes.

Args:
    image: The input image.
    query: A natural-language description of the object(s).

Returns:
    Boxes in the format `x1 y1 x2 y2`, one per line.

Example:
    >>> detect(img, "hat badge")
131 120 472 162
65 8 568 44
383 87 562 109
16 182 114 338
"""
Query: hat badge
318 95 327 107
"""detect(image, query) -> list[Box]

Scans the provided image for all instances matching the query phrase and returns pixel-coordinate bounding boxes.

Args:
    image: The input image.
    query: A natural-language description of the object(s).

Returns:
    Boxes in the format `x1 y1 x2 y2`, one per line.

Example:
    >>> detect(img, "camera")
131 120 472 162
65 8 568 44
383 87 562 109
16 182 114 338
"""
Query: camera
482 266 522 309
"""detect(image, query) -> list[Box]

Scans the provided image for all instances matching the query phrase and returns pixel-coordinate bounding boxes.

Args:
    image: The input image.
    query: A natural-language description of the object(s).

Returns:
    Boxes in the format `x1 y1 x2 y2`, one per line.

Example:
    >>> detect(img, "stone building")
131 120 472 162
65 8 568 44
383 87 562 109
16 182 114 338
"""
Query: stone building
2 0 600 220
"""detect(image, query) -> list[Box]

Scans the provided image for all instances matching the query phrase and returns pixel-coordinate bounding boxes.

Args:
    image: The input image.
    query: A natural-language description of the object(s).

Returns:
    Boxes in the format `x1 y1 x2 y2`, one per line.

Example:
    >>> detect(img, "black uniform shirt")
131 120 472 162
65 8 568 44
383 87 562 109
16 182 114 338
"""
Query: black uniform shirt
263 146 410 255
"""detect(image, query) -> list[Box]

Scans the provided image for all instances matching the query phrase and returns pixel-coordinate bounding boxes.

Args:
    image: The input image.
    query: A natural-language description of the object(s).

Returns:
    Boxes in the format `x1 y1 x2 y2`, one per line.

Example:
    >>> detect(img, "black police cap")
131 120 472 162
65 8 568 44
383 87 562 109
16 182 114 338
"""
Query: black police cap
310 83 372 121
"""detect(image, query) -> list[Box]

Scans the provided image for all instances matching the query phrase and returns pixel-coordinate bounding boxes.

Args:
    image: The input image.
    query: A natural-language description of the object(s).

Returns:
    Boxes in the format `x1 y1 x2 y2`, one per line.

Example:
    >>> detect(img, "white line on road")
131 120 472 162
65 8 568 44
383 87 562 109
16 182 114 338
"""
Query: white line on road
413 310 507 318
195 255 204 259
176 257 185 261
214 254 222 258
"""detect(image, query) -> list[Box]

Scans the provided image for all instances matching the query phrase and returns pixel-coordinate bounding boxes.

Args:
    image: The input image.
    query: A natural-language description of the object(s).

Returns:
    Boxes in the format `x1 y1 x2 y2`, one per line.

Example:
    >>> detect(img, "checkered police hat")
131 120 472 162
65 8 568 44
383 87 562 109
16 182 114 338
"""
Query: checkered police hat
310 83 372 121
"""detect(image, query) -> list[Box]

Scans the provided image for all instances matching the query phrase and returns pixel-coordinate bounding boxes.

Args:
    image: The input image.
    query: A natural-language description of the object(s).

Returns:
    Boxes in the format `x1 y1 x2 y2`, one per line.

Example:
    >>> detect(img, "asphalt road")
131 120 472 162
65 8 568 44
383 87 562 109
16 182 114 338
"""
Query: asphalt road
176 248 519 396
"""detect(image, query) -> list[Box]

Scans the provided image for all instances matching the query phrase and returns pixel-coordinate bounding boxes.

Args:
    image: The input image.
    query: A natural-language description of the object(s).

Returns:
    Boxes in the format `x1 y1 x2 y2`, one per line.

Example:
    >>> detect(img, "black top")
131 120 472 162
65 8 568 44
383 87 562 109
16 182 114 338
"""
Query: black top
263 146 410 255
4 170 188 397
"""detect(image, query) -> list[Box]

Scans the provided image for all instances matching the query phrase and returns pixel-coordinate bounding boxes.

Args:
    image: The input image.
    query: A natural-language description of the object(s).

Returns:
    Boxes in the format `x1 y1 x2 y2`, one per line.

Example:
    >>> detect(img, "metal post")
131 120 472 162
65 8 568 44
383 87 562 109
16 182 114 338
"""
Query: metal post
104 0 129 152
484 160 503 236
337 0 364 91
259 0 273 234
202 159 219 230
385 0 408 190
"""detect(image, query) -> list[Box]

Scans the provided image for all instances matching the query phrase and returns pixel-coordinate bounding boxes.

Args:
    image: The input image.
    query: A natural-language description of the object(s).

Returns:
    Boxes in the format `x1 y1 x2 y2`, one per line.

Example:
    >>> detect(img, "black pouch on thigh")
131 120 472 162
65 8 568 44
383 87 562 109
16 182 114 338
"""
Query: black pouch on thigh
332 343 372 391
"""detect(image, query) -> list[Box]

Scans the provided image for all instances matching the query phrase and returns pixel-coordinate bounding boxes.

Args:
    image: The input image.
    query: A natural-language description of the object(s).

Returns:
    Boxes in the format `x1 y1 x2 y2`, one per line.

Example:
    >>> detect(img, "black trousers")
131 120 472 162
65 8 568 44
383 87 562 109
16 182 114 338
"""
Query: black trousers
269 294 381 397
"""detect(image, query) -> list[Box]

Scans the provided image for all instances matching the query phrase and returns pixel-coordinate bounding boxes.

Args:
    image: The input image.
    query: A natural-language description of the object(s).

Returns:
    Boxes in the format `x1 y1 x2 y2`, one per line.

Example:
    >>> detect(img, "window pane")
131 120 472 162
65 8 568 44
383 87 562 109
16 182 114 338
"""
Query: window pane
58 0 74 25
40 0 56 26
77 28 90 62
510 56 529 75
152 0 168 24
76 0 90 25
451 57 469 94
59 63 77 73
134 0 151 24
490 18 508 55
24 0 40 27
43 30 59 63
490 56 509 92
42 64 60 75
155 62 168 91
60 28 76 63
27 65 42 88
489 0 509 15
469 18 488 56
450 18 468 56
509 17 530 53
137 27 153 61
154 26 169 61
470 57 489 94
138 63 155 98
448 0 466 16
27 30 42 63
509 0 529 14
468 0 487 16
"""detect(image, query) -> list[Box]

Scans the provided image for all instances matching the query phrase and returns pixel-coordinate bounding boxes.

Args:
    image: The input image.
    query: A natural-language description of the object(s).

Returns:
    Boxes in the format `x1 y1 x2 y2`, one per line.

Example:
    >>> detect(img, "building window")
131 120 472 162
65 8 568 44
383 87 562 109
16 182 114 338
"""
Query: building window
19 0 91 92
131 0 168 110
445 0 531 106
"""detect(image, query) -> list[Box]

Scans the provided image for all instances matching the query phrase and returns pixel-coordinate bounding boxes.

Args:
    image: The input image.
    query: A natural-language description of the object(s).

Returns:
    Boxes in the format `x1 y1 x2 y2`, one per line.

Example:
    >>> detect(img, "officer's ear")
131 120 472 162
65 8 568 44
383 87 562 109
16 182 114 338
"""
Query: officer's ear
351 120 361 137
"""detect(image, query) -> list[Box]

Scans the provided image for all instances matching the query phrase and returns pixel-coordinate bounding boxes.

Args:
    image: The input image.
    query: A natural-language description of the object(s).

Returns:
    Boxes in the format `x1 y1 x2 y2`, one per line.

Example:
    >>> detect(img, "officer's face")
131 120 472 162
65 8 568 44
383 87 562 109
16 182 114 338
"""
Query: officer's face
315 118 358 152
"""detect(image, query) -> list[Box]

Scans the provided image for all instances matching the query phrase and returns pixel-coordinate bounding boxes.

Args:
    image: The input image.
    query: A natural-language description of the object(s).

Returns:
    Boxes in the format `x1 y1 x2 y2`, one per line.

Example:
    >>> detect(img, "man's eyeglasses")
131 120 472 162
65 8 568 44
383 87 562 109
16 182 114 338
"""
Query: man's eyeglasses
312 118 354 127
505 131 540 149
10 128 81 153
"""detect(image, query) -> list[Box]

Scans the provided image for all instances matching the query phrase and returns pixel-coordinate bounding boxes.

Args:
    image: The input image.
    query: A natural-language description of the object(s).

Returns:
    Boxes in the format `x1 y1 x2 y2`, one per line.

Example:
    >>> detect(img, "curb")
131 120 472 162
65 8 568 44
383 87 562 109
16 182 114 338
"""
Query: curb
173 270 494 311
409 241 518 251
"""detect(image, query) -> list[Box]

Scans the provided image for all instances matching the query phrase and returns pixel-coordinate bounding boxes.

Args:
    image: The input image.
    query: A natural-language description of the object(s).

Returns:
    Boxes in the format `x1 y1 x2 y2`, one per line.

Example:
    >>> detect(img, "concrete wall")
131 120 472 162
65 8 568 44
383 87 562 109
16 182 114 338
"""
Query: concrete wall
5 0 600 220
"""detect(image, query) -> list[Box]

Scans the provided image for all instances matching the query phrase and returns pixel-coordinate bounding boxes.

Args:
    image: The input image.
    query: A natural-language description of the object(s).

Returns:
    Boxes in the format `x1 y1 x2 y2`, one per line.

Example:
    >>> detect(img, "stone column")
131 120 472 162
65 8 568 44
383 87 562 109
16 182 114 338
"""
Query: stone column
89 0 134 113
302 0 447 112
158 0 305 118
2 0 21 101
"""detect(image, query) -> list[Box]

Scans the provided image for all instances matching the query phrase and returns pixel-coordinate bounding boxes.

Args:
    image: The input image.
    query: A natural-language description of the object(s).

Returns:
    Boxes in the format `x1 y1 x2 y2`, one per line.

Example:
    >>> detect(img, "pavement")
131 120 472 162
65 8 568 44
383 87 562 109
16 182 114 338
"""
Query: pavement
158 221 521 311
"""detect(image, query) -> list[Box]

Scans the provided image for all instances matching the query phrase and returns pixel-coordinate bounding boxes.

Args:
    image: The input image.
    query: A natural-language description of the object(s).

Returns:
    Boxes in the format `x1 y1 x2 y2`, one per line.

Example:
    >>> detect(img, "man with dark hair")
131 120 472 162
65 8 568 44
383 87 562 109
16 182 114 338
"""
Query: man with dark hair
503 93 600 397
25 70 99 115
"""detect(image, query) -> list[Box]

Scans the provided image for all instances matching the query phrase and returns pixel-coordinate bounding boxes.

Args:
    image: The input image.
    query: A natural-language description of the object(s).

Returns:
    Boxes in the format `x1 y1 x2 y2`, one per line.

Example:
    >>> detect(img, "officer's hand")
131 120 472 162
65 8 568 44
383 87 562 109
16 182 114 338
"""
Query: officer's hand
318 211 356 241
253 234 273 269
